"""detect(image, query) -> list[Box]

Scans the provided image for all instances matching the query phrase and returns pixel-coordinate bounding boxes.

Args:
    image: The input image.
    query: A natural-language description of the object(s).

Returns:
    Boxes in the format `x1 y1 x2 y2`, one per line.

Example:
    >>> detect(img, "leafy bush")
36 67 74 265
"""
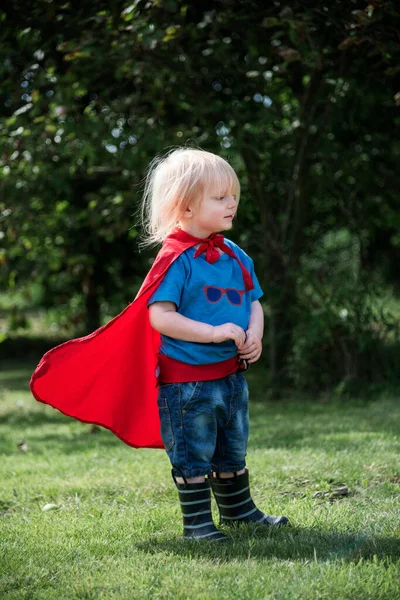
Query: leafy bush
287 230 400 393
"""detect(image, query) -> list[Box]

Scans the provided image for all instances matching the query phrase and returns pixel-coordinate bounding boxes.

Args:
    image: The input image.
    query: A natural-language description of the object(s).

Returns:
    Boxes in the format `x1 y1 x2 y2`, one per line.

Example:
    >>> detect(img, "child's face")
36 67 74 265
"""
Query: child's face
182 189 238 238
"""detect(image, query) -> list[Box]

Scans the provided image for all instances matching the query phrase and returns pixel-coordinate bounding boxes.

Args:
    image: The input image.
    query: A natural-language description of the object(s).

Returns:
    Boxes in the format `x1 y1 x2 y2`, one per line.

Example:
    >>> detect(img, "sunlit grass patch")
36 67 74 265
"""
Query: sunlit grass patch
0 361 399 599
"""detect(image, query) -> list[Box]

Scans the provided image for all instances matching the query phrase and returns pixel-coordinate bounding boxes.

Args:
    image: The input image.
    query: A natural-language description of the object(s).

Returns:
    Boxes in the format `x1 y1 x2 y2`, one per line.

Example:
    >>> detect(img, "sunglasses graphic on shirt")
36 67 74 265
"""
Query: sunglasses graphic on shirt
204 286 245 306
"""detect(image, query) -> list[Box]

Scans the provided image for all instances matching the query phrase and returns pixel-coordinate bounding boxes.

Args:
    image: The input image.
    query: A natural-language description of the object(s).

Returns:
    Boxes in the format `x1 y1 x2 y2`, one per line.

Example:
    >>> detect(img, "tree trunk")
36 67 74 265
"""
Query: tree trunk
238 67 325 393
266 256 298 389
239 143 299 393
83 270 101 334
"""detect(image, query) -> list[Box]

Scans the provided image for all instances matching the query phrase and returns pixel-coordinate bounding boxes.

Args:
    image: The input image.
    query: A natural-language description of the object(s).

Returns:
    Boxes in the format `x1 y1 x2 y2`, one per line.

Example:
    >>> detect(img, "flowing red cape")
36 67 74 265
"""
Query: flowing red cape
30 230 205 449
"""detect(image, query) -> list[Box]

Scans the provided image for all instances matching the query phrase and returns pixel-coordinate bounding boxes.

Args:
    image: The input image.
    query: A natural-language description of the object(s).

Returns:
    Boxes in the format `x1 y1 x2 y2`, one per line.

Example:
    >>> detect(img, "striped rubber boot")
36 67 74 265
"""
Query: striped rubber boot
210 469 289 527
173 472 228 541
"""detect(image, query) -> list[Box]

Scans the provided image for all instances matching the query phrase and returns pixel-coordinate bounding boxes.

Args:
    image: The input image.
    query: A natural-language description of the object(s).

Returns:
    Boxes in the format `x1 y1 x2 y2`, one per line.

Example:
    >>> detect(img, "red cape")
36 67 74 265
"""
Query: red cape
30 230 204 449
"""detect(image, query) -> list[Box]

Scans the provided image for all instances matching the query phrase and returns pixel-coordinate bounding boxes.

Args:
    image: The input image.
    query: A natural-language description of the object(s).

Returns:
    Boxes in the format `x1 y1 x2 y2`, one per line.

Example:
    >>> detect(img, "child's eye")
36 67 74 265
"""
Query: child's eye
215 194 236 201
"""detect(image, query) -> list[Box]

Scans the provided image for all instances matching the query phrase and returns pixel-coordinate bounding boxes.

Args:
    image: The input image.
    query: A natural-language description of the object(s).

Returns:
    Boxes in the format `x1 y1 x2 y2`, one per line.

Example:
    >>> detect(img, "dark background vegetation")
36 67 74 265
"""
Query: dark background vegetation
1 0 399 396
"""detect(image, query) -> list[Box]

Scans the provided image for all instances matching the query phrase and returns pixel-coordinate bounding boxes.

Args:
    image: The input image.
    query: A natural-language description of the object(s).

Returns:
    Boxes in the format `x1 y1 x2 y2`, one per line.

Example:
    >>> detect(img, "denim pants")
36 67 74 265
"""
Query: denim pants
157 372 249 478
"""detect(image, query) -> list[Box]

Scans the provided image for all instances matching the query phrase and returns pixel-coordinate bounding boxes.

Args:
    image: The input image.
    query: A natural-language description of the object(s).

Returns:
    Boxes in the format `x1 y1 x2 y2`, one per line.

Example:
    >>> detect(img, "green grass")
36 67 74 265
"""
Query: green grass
1 361 399 600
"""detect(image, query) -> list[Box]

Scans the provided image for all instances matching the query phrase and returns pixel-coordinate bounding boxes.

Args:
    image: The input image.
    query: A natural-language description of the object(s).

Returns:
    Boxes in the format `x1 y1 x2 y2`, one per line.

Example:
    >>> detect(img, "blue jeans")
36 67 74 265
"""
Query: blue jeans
157 372 249 478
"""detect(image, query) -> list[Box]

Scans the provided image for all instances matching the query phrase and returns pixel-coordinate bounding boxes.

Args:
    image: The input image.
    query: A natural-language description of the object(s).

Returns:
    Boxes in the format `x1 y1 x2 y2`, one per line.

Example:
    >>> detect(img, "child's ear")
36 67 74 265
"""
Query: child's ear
184 206 193 218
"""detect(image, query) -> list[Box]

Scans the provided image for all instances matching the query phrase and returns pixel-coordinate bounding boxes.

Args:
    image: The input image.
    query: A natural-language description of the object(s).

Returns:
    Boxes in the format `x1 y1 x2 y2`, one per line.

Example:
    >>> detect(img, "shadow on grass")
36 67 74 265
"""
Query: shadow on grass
0 336 70 363
0 373 36 393
136 525 400 563
0 402 400 454
1 359 399 457
0 427 122 455
246 399 400 452
0 410 88 427
2 401 399 457
0 407 123 455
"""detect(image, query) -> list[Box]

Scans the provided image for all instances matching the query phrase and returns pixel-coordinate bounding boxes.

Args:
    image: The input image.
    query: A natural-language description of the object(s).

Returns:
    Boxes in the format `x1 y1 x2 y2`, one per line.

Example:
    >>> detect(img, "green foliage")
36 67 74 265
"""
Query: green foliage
1 0 400 388
288 230 400 391
289 288 400 393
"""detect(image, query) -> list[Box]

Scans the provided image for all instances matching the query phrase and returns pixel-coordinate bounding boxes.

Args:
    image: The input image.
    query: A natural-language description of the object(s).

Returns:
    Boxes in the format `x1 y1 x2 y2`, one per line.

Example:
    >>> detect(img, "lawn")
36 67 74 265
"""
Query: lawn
1 360 399 599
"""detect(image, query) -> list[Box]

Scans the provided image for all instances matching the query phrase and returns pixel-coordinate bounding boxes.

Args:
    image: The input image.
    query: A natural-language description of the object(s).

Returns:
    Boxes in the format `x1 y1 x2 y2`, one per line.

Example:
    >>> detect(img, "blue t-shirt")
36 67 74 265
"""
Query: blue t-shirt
147 239 263 365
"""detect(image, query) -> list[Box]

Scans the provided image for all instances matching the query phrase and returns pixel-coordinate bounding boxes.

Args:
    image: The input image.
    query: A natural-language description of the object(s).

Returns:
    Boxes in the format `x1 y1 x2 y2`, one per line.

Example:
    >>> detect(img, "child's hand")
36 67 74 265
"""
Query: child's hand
212 323 246 347
237 330 262 363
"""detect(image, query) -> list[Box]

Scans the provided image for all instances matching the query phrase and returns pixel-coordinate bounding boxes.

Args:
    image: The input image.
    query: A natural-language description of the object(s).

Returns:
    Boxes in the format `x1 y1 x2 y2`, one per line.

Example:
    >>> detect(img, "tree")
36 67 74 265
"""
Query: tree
1 0 399 388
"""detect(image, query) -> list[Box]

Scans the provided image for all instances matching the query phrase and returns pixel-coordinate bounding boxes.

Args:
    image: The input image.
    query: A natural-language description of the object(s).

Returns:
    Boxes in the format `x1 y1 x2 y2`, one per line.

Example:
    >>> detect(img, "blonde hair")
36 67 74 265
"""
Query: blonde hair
139 147 240 247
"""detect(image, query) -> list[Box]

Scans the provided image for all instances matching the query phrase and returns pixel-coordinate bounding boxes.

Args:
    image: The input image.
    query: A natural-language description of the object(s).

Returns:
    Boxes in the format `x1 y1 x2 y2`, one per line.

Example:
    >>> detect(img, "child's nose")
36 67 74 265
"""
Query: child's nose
227 195 236 206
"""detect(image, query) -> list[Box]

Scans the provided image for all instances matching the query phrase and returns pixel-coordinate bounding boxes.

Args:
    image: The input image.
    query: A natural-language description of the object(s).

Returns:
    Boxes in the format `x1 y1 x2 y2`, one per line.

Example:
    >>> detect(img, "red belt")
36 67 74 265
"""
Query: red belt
157 354 248 384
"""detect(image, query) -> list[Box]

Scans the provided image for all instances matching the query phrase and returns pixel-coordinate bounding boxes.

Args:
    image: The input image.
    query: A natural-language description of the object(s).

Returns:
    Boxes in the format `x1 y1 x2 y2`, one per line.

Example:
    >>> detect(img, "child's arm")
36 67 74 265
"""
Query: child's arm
247 299 264 340
238 300 264 363
149 301 246 347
